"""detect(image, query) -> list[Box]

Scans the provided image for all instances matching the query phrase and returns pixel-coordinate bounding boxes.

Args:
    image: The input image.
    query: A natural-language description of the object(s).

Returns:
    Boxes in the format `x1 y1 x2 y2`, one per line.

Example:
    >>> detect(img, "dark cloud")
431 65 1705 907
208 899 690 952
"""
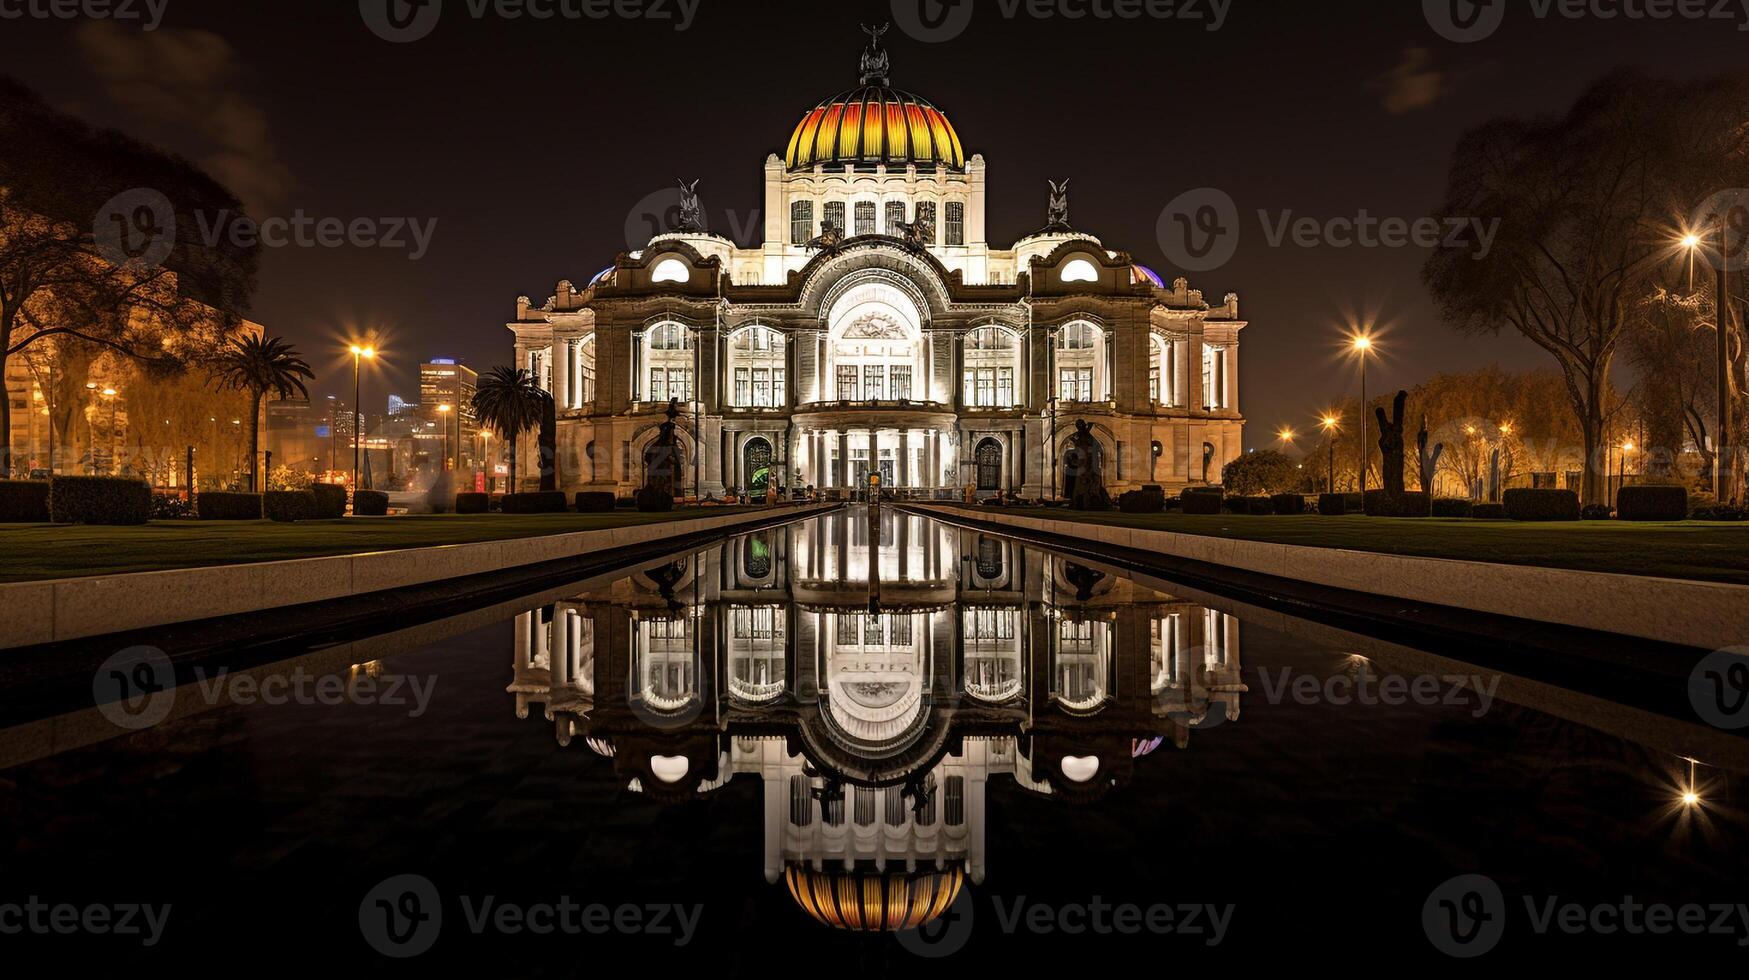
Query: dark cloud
1372 47 1451 116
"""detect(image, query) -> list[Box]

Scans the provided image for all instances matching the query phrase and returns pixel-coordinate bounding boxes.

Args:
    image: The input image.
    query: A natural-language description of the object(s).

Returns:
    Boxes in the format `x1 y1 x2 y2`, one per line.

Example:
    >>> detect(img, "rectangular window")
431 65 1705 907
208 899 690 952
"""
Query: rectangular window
649 369 666 403
735 368 750 407
1150 366 1161 403
752 368 771 407
885 201 906 235
963 369 975 406
1202 346 1225 409
1060 369 1092 402
863 365 885 400
890 366 912 401
837 364 858 401
975 369 994 407
772 368 786 406
670 369 692 403
915 202 937 243
997 367 1014 407
854 201 876 237
945 201 965 246
790 200 813 244
824 201 846 234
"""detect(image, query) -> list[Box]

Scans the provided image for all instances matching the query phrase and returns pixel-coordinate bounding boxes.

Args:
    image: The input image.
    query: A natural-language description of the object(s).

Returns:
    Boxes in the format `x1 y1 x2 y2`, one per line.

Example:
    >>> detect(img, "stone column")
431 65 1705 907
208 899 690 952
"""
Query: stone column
837 430 849 489
631 333 644 404
925 429 937 491
900 429 912 489
553 339 570 410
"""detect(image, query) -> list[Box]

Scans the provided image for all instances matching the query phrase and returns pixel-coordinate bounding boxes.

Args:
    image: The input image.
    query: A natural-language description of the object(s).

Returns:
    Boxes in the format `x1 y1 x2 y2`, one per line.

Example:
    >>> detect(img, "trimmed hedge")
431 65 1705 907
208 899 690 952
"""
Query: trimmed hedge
197 492 264 520
502 491 570 514
575 491 616 513
455 492 490 515
1692 504 1748 521
1119 488 1165 514
1617 485 1687 521
263 490 316 523
1580 504 1613 521
353 490 390 516
1503 488 1580 522
1181 489 1222 515
50 476 152 526
1431 498 1474 519
0 480 51 522
1316 492 1347 516
310 483 348 519
1271 493 1306 515
1364 490 1431 518
1471 503 1507 519
635 487 674 512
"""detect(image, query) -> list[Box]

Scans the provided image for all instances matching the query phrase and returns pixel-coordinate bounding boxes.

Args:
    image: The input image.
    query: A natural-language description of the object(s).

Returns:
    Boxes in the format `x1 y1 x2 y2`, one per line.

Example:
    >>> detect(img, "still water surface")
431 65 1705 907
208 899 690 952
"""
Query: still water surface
1 510 1743 969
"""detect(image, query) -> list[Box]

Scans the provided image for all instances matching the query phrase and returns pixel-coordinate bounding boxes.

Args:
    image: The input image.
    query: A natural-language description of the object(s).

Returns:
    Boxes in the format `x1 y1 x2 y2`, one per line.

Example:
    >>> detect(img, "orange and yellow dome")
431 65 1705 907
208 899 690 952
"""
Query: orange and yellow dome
785 85 966 172
785 865 965 932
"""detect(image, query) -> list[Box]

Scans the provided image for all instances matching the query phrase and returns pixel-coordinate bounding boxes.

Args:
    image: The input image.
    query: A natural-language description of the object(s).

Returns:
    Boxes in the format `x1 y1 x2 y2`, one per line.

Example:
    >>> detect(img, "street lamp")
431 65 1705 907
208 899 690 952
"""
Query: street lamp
1680 228 1734 502
102 388 118 476
1348 332 1376 496
1277 426 1296 450
349 345 375 493
1320 414 1340 494
438 404 453 472
1618 439 1635 507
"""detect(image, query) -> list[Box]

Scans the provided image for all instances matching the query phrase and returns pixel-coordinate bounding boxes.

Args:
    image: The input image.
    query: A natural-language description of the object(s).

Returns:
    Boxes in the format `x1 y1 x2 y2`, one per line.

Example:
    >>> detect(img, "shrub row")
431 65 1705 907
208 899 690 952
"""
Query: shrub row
1431 498 1473 519
50 476 152 525
263 490 315 523
311 483 348 519
502 491 570 514
1502 488 1579 522
353 490 390 516
1471 503 1506 519
1617 485 1687 521
1119 486 1166 514
455 492 490 515
1363 490 1430 518
197 492 263 520
576 491 616 513
1181 488 1222 515
0 480 51 522
1316 492 1364 516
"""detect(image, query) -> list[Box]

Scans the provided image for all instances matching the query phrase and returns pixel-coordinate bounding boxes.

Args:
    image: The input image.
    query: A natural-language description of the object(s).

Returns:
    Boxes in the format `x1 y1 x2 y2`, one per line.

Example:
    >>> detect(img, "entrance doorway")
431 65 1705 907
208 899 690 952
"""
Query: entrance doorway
975 438 1002 492
744 437 773 495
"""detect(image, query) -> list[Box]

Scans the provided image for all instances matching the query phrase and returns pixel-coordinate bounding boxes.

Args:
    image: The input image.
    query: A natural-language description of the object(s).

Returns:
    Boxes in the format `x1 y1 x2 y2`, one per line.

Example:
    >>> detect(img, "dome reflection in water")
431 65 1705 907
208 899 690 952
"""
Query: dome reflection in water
507 509 1245 932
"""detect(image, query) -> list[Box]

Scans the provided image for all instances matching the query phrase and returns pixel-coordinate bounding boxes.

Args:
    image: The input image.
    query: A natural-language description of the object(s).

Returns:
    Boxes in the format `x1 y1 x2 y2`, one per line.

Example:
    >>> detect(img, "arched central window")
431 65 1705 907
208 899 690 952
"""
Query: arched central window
640 322 695 404
728 326 786 408
1056 321 1109 403
964 326 1020 408
823 282 926 404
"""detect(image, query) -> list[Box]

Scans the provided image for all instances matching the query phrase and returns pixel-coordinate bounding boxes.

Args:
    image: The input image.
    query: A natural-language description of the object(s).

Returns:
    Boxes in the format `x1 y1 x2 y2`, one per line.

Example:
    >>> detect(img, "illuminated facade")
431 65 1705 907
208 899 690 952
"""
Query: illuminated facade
505 33 1247 498
507 510 1246 930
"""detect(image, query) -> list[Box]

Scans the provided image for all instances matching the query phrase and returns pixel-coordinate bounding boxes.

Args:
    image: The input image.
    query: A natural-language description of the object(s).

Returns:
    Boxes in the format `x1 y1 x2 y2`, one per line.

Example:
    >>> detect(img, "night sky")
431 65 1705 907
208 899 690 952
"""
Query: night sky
2 0 1745 444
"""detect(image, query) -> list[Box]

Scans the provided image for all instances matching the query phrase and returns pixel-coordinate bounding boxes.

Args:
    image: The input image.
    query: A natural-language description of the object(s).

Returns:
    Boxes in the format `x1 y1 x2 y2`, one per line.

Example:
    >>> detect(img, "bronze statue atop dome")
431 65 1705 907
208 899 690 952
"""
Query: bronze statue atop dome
1046 179 1072 232
806 220 844 255
674 178 704 234
859 23 890 85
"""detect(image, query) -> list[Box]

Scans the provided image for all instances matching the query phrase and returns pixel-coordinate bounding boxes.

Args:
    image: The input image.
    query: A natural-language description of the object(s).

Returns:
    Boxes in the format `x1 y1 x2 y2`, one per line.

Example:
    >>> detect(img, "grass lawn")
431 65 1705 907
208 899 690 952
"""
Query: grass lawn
0 508 768 583
975 508 1749 585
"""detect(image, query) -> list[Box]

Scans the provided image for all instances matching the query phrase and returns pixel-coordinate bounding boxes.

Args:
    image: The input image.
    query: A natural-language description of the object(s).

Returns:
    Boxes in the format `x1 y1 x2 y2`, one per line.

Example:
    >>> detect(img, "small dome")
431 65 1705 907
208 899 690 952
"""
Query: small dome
785 865 964 932
786 85 965 172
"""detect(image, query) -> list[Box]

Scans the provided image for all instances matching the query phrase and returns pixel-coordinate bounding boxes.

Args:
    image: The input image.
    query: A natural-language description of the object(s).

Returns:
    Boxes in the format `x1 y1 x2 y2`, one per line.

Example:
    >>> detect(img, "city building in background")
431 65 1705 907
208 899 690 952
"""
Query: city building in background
418 359 480 473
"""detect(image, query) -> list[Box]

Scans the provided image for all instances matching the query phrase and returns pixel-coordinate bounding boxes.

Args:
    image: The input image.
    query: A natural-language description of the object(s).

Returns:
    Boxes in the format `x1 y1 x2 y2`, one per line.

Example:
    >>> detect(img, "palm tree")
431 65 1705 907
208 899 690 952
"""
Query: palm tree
215 335 313 492
471 366 550 492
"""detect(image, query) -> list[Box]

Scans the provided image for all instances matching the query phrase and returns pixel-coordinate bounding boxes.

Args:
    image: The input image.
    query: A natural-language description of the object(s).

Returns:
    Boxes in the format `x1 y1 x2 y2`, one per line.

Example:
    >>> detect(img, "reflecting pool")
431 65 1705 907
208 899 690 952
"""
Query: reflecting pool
1 510 1743 969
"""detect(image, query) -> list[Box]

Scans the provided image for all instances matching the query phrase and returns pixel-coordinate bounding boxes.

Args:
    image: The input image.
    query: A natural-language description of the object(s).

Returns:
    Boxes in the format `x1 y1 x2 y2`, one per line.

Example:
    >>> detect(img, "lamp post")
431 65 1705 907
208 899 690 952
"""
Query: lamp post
1320 415 1340 493
1681 230 1735 502
1277 426 1296 451
349 345 375 492
103 388 119 475
1618 439 1634 507
83 382 98 474
1350 333 1375 496
438 404 453 472
482 429 493 494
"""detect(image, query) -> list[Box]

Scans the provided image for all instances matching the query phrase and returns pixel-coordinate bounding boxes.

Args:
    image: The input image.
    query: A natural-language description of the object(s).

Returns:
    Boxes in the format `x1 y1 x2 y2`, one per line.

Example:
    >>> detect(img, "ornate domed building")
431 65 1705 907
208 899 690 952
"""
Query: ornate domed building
506 30 1247 498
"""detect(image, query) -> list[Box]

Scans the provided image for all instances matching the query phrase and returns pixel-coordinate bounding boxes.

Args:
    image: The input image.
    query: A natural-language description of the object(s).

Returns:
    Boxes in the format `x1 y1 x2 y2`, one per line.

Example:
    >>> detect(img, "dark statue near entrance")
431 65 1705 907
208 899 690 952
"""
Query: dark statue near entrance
1374 390 1409 496
1063 420 1112 511
638 399 687 512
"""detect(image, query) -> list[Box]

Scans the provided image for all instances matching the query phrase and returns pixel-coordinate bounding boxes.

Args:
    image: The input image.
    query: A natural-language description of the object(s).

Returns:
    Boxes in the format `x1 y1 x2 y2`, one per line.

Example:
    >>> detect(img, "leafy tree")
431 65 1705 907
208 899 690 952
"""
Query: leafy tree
471 366 551 491
1221 449 1306 496
0 76 260 475
1423 70 1749 503
215 335 312 491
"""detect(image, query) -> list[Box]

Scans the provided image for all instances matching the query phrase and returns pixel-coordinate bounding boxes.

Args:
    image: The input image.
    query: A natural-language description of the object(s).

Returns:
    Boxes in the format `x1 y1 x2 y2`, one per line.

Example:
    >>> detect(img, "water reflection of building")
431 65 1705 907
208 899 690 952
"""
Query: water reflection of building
508 511 1245 930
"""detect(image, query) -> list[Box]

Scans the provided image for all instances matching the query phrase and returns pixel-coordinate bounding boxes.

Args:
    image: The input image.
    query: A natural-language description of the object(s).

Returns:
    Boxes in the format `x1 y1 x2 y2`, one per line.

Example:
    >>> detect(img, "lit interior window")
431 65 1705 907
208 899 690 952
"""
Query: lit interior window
652 258 690 284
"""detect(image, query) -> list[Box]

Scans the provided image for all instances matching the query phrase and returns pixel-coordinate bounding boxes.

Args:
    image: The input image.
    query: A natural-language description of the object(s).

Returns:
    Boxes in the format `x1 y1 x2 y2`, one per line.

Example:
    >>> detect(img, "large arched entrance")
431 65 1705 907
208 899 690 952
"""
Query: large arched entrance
975 438 1002 492
743 437 774 495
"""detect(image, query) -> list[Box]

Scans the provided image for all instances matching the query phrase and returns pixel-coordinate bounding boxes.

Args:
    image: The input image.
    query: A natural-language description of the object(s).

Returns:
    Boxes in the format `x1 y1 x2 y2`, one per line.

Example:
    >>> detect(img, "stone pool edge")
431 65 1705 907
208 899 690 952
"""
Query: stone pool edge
0 504 838 649
904 503 1747 652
